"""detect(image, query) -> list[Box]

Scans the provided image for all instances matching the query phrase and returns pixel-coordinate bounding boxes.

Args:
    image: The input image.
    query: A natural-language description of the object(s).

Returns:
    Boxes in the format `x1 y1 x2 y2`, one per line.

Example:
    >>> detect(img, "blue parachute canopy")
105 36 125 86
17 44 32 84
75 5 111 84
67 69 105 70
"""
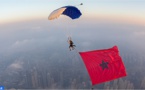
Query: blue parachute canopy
48 6 82 20
62 6 82 19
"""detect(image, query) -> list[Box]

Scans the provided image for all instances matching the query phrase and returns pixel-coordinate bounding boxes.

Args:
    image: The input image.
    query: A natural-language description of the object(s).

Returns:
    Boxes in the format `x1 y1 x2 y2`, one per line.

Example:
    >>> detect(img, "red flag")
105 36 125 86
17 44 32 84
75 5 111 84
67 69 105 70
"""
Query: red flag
79 46 127 85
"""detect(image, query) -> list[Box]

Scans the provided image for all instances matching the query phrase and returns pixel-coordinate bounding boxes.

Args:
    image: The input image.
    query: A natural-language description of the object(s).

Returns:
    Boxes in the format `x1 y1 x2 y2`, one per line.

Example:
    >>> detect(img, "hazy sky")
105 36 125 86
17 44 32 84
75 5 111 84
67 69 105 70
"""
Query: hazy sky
0 0 145 25
0 0 145 54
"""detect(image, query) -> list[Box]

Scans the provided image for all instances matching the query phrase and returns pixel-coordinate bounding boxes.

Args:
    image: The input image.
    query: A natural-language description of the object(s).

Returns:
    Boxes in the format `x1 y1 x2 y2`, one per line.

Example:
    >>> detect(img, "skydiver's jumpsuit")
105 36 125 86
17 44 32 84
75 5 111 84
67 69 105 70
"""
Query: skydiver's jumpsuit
68 38 76 51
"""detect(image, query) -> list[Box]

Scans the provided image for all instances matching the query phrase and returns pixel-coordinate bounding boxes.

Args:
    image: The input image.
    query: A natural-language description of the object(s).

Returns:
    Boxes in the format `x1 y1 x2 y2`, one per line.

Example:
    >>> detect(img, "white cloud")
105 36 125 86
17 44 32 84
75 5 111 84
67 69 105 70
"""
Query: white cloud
7 60 24 70
13 39 29 47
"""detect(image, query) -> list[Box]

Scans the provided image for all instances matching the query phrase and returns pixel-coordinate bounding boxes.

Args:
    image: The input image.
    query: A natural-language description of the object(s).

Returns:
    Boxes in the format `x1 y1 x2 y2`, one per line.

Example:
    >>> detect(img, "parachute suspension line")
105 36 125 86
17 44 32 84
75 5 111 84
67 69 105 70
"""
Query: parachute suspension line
48 5 82 38
64 18 72 38
64 24 71 38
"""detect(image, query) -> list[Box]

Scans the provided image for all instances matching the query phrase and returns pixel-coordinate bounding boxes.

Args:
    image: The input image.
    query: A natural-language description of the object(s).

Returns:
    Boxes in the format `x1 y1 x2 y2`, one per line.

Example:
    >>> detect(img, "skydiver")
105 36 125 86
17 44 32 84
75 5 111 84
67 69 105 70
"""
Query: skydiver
68 37 76 51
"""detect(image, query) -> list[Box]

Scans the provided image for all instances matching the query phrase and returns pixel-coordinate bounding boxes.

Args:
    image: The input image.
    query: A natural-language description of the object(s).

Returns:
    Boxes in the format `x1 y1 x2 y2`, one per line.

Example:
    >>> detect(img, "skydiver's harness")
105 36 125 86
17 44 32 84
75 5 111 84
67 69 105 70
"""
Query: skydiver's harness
69 40 73 46
69 40 74 48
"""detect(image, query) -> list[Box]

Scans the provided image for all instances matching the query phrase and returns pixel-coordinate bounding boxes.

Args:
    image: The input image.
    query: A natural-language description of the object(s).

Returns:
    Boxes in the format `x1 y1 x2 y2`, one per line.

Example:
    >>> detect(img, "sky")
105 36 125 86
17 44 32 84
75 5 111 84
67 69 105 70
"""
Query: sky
0 0 145 53
0 0 145 25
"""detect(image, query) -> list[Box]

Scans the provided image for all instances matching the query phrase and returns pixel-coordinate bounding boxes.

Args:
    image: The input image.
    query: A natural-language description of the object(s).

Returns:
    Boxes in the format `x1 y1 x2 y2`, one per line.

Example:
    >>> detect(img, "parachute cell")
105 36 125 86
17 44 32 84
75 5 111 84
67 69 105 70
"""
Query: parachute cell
48 6 82 20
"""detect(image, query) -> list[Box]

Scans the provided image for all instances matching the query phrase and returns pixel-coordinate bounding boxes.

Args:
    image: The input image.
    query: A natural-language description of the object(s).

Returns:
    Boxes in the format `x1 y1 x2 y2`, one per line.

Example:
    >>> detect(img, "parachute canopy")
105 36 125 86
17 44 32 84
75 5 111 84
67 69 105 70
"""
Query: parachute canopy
48 6 82 20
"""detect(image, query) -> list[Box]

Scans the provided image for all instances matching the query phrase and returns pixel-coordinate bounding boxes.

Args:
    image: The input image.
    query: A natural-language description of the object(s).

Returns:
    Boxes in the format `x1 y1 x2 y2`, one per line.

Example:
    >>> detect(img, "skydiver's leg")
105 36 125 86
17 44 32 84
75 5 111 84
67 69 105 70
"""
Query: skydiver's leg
69 46 71 51
72 46 75 50
72 47 74 50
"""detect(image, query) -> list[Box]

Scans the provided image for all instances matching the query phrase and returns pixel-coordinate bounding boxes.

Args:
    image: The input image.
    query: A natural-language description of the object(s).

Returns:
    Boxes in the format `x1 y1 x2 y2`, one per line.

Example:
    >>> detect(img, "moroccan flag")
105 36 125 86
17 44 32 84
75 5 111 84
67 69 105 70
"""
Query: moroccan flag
79 46 127 85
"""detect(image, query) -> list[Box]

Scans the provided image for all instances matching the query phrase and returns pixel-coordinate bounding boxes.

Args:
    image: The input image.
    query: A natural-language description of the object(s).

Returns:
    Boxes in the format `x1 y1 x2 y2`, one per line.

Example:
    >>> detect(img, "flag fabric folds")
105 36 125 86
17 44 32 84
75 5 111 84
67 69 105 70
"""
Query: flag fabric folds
79 46 127 85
